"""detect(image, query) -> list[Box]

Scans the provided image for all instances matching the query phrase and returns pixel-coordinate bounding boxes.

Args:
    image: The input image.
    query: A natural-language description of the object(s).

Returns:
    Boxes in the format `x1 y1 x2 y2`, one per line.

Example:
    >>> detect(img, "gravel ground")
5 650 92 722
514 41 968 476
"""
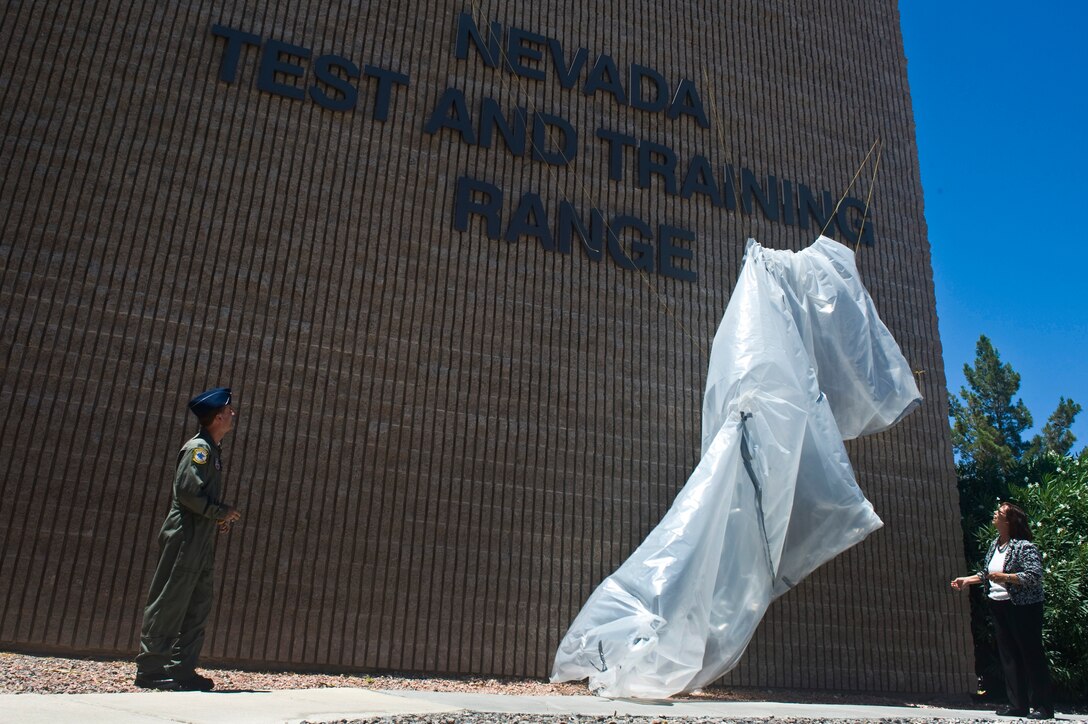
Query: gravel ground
0 650 941 705
2 650 1081 723
324 712 1086 723
0 650 588 696
307 716 1002 724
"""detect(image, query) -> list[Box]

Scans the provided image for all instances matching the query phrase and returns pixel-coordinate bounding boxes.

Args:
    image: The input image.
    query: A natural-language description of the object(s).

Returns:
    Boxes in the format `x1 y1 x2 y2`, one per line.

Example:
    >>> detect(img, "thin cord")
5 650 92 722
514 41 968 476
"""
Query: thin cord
854 140 882 252
821 138 881 238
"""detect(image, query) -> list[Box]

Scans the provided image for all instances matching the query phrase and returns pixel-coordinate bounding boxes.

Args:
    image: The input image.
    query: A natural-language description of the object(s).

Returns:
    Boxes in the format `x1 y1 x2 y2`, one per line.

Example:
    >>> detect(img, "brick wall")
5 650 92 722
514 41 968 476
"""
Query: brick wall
0 0 973 692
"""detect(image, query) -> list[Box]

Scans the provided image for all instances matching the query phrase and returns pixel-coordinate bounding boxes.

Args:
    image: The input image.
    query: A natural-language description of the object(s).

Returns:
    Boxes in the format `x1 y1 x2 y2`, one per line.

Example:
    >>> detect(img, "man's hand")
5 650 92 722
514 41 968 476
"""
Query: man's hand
218 506 242 532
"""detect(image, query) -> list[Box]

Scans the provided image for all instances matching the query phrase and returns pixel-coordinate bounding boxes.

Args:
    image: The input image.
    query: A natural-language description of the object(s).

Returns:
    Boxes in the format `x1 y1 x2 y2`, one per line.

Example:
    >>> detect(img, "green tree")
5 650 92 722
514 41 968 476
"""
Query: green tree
949 335 1032 475
948 335 1084 701
949 336 1037 570
1026 397 1084 459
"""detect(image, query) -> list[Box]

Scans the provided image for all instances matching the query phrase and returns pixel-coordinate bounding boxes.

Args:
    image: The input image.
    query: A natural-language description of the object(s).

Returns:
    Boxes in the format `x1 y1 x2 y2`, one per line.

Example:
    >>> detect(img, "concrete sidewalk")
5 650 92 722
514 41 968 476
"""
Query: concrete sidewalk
0 688 1075 723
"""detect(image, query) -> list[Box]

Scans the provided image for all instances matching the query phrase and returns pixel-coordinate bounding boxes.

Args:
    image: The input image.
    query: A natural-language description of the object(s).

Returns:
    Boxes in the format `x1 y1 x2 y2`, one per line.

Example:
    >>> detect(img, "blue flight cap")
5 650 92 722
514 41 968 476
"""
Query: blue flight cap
188 387 232 418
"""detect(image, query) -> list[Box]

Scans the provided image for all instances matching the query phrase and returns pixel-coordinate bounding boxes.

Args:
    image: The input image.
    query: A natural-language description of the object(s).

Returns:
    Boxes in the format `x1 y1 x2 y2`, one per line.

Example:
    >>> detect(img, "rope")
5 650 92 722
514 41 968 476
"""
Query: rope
854 140 882 252
821 137 881 239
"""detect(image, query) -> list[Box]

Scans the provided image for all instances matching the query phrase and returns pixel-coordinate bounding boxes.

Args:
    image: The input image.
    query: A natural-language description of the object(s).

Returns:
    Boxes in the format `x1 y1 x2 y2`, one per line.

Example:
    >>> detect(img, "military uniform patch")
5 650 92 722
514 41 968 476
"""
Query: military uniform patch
192 447 210 465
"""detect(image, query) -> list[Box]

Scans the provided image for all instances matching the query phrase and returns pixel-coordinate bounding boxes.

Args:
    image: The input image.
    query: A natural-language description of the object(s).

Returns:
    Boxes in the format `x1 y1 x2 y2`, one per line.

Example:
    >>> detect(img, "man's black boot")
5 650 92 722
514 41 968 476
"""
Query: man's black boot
134 671 179 690
174 672 215 691
995 704 1029 717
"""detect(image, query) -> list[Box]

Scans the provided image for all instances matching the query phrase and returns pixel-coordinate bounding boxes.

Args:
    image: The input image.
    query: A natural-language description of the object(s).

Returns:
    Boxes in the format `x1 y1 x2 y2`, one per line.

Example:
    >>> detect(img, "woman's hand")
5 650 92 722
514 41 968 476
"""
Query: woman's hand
950 575 978 591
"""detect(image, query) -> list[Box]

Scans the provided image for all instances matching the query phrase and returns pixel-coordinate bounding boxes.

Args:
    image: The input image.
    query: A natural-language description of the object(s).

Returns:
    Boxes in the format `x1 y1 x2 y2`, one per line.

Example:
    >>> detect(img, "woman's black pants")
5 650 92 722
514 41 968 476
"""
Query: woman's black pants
988 599 1052 713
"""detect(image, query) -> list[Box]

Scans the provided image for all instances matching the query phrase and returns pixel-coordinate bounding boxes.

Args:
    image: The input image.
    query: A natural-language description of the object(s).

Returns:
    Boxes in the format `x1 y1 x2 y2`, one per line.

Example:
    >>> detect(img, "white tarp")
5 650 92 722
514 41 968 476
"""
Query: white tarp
550 237 922 698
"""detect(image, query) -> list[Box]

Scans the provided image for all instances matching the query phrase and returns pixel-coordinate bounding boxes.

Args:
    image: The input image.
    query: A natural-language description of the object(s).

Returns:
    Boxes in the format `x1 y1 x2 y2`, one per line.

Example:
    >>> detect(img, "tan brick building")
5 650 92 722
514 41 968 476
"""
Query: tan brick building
0 1 973 693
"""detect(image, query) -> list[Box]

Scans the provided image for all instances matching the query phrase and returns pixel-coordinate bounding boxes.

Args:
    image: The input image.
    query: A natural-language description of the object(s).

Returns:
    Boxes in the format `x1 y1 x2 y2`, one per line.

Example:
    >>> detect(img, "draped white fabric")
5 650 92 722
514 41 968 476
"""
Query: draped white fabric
550 237 922 698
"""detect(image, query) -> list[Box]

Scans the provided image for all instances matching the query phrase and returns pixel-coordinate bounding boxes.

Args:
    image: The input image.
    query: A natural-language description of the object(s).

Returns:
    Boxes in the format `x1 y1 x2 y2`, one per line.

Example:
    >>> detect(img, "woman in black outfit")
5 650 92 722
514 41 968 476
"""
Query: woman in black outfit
952 502 1054 720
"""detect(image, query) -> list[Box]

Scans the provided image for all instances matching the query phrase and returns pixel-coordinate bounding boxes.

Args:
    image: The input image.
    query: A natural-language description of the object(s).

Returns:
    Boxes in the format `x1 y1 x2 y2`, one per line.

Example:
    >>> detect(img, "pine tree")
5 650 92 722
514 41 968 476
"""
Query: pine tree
949 335 1081 530
948 336 1037 561
948 335 1032 476
1026 397 1083 459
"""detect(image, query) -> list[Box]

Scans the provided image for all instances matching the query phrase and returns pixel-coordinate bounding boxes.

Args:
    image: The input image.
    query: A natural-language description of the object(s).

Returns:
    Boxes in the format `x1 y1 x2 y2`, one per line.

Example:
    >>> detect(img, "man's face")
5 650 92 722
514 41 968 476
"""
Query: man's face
216 404 236 434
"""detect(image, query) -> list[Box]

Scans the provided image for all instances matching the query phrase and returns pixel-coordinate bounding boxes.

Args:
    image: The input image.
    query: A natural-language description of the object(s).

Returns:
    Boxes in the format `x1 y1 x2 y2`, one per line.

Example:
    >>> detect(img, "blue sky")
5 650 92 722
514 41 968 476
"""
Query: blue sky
899 2 1088 452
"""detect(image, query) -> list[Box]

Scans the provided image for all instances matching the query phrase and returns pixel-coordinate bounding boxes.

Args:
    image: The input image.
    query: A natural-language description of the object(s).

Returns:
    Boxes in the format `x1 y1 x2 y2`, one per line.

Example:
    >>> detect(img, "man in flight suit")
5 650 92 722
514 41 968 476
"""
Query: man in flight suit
134 387 242 691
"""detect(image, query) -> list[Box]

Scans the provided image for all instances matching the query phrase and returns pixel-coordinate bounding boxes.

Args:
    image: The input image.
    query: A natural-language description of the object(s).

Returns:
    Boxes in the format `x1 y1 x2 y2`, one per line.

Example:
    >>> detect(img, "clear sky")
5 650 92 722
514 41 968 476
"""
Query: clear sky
899 2 1088 452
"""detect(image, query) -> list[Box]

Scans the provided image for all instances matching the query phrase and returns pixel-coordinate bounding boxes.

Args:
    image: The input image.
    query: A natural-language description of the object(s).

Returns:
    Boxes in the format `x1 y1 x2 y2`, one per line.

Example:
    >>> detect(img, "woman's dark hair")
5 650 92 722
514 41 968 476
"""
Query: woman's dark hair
1001 502 1033 541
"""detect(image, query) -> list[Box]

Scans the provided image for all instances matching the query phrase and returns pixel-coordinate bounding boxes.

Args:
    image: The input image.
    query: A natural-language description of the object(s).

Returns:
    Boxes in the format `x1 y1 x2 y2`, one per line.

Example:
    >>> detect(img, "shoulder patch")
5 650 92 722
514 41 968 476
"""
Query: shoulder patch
192 447 210 465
